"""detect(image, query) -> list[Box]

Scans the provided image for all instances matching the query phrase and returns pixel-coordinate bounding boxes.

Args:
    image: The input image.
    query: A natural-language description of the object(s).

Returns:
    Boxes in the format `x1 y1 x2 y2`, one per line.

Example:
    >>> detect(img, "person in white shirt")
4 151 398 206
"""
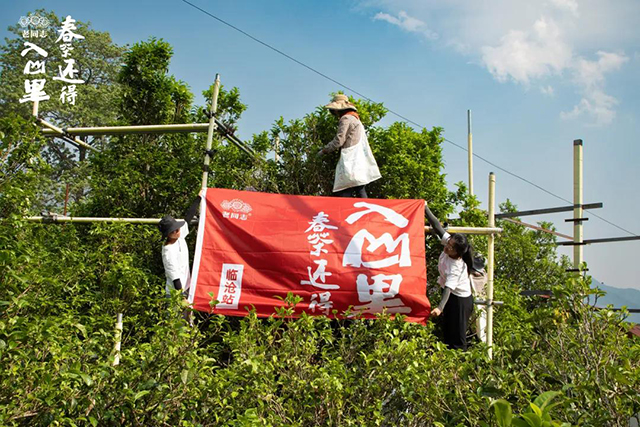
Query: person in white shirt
158 195 202 297
425 204 476 350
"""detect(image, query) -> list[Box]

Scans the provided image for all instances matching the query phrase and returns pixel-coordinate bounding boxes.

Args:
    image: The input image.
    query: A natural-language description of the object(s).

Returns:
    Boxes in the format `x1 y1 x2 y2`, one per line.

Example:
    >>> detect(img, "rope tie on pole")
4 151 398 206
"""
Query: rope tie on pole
201 108 217 120
41 211 60 223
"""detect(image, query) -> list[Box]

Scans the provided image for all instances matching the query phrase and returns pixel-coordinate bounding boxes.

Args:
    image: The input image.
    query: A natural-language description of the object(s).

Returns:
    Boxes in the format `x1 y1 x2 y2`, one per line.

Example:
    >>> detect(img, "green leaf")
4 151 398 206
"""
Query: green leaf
79 373 93 386
521 412 543 427
74 323 87 338
491 399 512 427
529 403 542 417
134 390 150 401
181 369 189 385
533 391 561 411
479 385 501 397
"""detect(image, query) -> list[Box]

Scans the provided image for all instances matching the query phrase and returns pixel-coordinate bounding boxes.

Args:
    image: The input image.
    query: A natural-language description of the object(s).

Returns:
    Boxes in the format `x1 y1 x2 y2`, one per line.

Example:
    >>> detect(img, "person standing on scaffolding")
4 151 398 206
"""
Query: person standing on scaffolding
158 192 203 299
317 94 381 198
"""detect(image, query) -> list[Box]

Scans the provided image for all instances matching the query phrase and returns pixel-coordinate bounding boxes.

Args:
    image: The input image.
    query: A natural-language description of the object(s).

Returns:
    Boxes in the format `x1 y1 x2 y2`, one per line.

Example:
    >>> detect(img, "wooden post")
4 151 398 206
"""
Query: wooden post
63 183 70 216
113 313 123 366
274 135 280 163
468 110 474 196
201 74 220 190
573 139 583 275
487 172 496 359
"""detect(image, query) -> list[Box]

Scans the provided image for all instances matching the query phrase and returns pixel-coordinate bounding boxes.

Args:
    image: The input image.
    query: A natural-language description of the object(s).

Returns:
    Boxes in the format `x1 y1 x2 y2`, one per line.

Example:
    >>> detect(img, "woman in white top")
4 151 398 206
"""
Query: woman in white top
158 194 202 297
425 204 476 350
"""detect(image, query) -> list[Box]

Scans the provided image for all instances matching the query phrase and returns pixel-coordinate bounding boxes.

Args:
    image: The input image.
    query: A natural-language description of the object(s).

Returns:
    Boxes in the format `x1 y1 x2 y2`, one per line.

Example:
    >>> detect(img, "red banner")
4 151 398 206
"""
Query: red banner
189 188 430 323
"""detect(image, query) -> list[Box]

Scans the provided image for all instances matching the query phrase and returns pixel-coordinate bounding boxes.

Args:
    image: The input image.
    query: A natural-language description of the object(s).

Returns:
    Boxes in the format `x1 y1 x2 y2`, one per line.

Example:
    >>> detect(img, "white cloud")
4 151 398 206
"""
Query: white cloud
561 51 628 125
573 51 628 89
373 10 438 40
481 17 572 85
560 90 618 126
365 0 635 126
541 85 555 96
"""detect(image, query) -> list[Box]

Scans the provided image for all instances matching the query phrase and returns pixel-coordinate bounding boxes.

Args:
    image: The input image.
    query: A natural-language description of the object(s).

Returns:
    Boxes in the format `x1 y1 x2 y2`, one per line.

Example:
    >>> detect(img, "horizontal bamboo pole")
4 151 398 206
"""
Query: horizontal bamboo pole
424 226 502 235
556 235 640 245
495 202 603 219
26 216 161 224
503 217 572 240
38 119 98 151
41 123 211 136
39 120 256 157
24 217 503 233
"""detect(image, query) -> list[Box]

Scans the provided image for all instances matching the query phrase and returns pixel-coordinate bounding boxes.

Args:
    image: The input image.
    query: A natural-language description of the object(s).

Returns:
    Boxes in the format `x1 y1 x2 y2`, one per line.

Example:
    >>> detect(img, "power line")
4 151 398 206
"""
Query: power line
179 0 637 238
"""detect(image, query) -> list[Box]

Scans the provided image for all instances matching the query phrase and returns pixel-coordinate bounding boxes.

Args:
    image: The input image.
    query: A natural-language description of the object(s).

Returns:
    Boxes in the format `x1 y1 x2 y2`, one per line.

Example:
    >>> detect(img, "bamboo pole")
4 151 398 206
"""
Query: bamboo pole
557 235 640 245
495 202 602 219
467 110 473 196
113 313 123 366
41 123 211 136
202 74 220 190
487 172 496 359
63 184 70 216
38 118 256 156
502 217 573 240
37 118 98 151
424 226 502 235
274 135 280 163
573 139 583 275
25 216 161 224
26 218 502 233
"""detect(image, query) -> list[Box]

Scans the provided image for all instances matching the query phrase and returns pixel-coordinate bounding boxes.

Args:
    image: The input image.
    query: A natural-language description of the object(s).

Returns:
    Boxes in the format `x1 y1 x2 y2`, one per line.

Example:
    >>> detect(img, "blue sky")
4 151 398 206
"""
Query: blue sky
2 0 639 294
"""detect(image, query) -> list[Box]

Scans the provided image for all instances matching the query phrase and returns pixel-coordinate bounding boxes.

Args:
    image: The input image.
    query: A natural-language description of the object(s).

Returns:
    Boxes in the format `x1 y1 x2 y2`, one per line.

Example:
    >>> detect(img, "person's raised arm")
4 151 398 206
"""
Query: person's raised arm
183 194 202 224
425 203 447 240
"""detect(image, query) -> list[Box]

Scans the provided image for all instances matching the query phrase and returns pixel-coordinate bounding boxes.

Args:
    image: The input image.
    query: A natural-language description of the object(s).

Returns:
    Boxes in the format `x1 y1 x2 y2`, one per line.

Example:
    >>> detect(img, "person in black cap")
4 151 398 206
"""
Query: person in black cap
158 192 202 298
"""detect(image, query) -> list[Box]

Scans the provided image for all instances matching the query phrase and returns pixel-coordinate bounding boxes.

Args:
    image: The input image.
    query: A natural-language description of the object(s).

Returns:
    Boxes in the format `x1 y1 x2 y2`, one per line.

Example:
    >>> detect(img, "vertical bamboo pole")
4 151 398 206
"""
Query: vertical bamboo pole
32 100 39 117
487 172 496 359
468 110 474 196
63 183 70 216
274 135 280 163
573 140 583 275
113 313 123 366
201 74 221 190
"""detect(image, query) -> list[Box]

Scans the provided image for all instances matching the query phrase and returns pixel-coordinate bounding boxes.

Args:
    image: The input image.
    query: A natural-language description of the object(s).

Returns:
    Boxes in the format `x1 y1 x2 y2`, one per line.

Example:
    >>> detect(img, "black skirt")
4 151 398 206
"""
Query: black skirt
442 293 474 350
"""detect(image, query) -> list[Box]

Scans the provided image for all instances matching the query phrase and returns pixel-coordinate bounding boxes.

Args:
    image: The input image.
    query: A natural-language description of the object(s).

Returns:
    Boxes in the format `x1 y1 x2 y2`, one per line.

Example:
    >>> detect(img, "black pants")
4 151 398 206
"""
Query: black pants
442 294 474 350
333 185 368 198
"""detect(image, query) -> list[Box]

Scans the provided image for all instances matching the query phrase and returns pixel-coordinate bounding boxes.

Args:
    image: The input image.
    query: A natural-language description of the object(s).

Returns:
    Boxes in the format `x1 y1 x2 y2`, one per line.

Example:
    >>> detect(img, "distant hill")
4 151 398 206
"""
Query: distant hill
589 279 640 324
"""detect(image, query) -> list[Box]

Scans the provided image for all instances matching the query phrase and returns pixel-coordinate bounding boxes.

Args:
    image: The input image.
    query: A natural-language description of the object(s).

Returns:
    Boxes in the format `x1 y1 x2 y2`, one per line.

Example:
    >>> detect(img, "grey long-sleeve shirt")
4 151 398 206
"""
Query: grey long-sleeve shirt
322 114 363 153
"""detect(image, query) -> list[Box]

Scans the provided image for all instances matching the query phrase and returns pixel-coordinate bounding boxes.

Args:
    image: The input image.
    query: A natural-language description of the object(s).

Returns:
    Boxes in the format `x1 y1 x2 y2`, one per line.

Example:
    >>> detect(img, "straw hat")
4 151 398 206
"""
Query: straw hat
325 94 357 112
